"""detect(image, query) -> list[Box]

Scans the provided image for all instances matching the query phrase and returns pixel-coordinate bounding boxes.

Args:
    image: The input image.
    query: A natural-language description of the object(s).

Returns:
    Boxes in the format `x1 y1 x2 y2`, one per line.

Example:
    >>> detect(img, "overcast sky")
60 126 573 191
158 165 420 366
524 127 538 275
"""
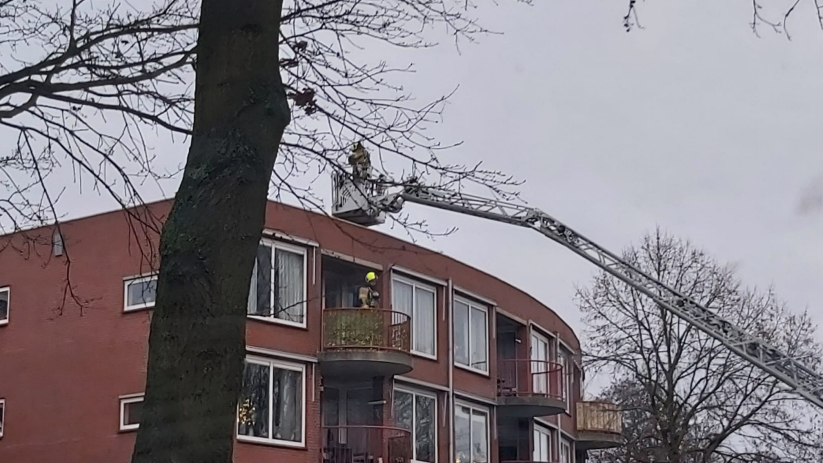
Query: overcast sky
50 0 823 393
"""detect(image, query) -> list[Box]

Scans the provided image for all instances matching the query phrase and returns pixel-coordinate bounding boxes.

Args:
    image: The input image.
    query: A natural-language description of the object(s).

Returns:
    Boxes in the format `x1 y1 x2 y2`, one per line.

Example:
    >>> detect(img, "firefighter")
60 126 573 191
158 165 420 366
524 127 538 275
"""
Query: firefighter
358 271 380 308
348 141 371 180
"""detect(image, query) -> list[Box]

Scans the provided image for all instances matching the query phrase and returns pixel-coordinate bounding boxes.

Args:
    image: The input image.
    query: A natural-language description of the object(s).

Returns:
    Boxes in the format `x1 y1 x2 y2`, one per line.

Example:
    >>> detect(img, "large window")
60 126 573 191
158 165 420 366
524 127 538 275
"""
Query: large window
454 297 488 373
393 388 437 463
533 425 552 463
119 395 144 431
392 277 436 357
560 439 572 463
237 357 305 447
455 402 489 463
0 287 8 325
123 276 157 311
248 240 307 327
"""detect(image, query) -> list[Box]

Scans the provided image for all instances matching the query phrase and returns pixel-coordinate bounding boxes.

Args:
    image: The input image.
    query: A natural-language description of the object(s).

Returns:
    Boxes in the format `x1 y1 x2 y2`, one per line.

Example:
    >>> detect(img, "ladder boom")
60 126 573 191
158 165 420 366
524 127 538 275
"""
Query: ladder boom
398 184 823 409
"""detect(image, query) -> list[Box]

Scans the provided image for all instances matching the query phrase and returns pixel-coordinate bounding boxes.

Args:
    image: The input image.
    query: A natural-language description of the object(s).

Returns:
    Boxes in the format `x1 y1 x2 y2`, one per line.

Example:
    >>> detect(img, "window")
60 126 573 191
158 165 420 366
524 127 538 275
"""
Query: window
394 388 437 463
558 351 572 412
124 276 157 311
52 229 64 256
0 287 8 325
560 439 572 463
531 332 550 395
392 277 436 357
533 425 552 463
237 357 305 447
455 402 488 463
454 297 488 373
248 240 307 327
119 395 144 431
0 398 4 438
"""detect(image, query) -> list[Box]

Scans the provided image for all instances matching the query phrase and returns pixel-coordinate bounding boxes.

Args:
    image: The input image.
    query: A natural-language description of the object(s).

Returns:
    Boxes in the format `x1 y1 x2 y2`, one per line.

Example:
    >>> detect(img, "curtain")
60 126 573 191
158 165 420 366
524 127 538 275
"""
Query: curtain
414 287 435 355
248 245 272 316
454 300 470 366
274 247 304 323
470 307 487 371
272 366 303 442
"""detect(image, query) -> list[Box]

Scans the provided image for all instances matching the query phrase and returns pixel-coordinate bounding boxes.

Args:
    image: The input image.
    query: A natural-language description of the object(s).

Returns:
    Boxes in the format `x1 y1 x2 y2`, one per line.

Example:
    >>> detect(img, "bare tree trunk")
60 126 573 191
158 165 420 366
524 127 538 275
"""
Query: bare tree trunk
131 1 289 462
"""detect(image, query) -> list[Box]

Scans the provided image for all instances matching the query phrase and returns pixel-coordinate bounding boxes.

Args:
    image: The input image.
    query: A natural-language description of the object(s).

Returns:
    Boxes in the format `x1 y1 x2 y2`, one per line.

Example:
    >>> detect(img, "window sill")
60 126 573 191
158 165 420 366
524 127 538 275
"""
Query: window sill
247 315 307 330
411 350 437 361
0 319 7 326
118 426 139 433
455 362 489 377
236 435 306 449
123 305 154 313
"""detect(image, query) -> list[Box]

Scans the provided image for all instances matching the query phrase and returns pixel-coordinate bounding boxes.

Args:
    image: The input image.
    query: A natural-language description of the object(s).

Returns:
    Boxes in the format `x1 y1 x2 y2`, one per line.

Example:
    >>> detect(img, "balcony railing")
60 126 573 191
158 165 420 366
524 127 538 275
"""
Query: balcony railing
497 359 564 400
322 425 412 463
322 308 411 353
576 401 622 435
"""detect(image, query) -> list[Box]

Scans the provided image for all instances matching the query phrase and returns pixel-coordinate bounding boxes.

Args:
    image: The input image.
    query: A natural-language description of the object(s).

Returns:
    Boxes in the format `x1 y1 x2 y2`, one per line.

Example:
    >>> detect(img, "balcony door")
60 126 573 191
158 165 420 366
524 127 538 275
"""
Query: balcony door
530 331 550 395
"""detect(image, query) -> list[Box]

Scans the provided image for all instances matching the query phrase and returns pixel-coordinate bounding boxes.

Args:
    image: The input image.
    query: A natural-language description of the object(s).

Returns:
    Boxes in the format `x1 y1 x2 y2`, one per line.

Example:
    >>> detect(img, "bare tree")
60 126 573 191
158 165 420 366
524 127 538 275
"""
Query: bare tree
580 229 823 463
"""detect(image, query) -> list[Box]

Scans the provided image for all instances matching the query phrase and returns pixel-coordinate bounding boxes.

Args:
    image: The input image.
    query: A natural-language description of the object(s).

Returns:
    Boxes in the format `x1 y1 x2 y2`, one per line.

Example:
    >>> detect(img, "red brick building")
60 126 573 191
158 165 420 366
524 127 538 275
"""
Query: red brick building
0 200 621 463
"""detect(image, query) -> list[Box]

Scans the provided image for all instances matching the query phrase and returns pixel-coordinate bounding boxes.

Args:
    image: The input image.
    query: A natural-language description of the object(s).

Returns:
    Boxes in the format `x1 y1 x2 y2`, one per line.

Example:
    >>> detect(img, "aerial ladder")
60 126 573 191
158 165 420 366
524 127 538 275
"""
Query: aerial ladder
331 155 823 409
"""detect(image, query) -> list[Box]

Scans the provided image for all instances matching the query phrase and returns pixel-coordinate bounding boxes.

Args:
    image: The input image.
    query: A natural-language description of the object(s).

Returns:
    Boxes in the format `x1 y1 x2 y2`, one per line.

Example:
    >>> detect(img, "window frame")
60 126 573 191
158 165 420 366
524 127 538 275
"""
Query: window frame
454 400 490 463
119 394 144 432
393 386 438 463
533 423 552 463
247 239 309 329
236 355 307 448
123 275 158 312
0 398 4 438
560 438 572 463
391 275 438 360
453 295 489 375
0 286 8 326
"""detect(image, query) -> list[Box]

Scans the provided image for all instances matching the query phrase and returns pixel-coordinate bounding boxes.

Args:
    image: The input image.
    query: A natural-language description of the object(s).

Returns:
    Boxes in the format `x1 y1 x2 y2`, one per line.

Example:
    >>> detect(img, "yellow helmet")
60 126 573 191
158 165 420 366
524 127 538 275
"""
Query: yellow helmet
365 271 378 282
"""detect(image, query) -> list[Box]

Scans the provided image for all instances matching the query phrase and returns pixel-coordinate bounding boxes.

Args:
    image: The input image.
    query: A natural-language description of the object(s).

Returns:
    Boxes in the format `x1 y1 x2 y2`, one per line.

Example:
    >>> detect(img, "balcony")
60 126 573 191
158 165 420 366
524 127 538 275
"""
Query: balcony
576 401 623 450
322 425 412 463
497 359 566 418
319 308 413 378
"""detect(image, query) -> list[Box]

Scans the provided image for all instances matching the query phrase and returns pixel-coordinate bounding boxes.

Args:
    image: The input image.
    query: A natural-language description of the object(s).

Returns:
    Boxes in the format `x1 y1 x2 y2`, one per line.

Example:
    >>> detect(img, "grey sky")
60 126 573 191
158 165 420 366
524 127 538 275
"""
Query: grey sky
49 0 823 394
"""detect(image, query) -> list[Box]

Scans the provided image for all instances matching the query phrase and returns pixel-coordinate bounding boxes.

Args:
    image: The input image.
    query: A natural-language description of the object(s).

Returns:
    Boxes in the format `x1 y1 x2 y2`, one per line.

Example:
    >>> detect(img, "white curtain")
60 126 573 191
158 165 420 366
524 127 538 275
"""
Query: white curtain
471 410 488 463
470 307 487 371
414 287 435 355
272 367 303 442
275 248 305 323
454 301 470 366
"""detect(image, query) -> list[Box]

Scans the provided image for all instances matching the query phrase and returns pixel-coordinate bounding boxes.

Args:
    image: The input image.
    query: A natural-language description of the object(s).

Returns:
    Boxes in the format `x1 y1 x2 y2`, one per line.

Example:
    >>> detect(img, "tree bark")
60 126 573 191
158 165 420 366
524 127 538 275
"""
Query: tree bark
131 1 289 462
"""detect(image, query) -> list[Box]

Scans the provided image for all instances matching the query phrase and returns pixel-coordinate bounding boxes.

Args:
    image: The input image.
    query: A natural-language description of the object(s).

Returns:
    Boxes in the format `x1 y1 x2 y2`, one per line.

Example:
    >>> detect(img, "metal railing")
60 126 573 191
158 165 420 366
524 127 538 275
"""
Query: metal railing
321 425 412 463
322 308 411 353
497 359 565 400
576 401 622 435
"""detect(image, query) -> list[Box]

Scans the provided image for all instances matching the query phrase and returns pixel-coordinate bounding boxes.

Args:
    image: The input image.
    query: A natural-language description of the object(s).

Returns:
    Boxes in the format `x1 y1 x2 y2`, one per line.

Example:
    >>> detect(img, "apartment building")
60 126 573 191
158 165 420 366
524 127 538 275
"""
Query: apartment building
0 200 622 463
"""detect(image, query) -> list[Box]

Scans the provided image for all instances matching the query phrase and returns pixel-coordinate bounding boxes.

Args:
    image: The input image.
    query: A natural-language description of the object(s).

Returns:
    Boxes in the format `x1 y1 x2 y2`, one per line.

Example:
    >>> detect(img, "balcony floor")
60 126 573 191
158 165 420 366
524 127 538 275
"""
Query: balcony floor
318 350 413 378
496 396 566 418
575 430 624 450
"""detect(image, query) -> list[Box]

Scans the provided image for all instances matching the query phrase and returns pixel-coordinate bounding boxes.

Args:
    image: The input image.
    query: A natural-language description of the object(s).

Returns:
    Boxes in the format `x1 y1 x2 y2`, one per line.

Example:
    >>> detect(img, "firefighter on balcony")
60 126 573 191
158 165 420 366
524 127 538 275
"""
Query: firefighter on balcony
358 271 381 308
348 141 372 180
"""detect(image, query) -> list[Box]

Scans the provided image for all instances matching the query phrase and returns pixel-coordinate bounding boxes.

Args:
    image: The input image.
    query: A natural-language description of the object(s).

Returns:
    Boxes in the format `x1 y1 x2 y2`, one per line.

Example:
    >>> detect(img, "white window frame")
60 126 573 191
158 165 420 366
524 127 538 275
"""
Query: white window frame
560 438 572 463
530 330 551 395
394 386 438 463
453 296 489 375
533 423 552 463
0 398 5 438
248 239 308 329
123 275 158 312
0 287 9 326
454 400 490 463
119 394 144 431
236 356 307 448
392 275 438 359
